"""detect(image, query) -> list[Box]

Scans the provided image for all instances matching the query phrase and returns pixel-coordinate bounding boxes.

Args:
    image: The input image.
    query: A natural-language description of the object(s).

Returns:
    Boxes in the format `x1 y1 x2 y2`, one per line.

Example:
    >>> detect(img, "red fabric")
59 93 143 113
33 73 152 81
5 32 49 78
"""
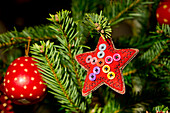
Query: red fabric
75 37 139 96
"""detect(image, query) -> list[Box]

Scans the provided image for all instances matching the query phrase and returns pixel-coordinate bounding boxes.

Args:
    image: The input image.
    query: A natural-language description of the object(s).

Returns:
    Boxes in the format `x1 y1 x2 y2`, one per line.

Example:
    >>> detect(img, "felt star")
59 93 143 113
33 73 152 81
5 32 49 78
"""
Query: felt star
75 36 139 96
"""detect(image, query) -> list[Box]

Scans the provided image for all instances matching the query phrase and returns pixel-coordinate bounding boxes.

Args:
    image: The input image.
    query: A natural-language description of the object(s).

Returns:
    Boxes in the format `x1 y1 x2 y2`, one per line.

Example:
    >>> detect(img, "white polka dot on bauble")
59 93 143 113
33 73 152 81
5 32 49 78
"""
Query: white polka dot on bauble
11 87 15 91
34 70 38 74
20 64 24 67
6 88 8 92
20 94 24 97
39 81 42 84
7 72 9 75
24 69 28 72
24 85 27 89
7 80 10 83
31 77 35 81
13 70 16 73
43 88 46 92
14 77 17 81
13 63 17 66
33 86 37 90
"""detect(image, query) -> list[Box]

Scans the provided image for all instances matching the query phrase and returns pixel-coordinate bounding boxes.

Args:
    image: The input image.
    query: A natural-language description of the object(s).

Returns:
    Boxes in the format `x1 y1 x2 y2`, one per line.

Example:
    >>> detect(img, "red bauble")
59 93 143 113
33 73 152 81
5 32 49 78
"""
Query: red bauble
156 1 170 25
3 56 47 105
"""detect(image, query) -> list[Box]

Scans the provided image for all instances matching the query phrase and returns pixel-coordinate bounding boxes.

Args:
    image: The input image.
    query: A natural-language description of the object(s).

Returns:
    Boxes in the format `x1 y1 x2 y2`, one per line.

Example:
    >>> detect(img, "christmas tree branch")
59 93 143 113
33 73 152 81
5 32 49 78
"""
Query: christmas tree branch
101 78 169 113
156 24 170 36
123 39 168 76
139 40 168 66
123 69 137 76
83 11 112 39
109 0 141 24
49 10 85 90
67 44 83 89
45 54 80 111
104 0 154 26
31 41 87 112
30 10 89 112
0 25 56 49
152 105 169 112
0 41 16 48
123 48 163 76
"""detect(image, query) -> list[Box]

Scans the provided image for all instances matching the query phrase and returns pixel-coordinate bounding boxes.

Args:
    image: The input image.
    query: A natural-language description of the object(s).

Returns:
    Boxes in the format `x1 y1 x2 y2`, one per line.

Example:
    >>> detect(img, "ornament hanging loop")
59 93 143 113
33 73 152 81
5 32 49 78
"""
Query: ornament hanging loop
25 37 31 57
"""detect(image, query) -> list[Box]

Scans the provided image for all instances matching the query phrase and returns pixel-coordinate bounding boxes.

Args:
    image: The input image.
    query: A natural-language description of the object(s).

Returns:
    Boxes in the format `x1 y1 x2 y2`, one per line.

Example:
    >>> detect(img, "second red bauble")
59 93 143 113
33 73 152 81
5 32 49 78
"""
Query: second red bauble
3 56 47 105
156 1 170 25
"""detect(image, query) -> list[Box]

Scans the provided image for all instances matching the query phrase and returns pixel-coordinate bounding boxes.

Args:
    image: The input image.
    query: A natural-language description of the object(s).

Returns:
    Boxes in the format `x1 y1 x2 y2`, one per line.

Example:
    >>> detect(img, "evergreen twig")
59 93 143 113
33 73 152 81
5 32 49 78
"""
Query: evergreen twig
31 41 87 112
123 39 168 76
45 55 80 112
109 0 141 23
83 11 112 39
49 10 83 90
67 44 83 89
0 25 55 48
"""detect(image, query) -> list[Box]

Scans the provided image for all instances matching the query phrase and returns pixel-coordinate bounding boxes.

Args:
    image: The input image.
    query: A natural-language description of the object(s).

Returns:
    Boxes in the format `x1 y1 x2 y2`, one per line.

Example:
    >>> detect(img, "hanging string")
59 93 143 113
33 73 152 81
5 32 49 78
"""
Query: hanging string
25 37 31 57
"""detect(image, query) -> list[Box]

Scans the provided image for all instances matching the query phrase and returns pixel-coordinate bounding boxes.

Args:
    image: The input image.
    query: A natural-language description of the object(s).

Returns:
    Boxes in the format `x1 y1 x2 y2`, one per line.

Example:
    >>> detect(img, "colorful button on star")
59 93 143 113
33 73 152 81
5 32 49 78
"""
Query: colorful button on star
86 55 92 63
107 72 115 79
105 56 113 64
93 66 100 75
91 57 97 65
102 65 110 73
75 36 139 96
113 53 121 61
96 59 105 67
89 73 96 81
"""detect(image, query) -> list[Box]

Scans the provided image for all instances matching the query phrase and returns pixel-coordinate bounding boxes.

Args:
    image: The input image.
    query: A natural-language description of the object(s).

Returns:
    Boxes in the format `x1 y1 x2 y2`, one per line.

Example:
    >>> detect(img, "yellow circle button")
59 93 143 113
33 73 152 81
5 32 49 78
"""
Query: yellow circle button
107 72 115 79
102 65 110 73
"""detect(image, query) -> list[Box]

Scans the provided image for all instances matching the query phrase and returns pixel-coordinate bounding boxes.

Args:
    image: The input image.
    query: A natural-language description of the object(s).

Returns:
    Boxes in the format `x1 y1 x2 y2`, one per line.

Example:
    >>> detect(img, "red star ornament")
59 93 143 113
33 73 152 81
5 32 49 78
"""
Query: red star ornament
75 36 139 96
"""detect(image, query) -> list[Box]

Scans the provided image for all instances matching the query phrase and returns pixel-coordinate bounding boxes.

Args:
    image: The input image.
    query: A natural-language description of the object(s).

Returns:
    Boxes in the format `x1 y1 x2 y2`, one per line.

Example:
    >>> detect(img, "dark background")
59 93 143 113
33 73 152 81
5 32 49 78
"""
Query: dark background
0 0 71 33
